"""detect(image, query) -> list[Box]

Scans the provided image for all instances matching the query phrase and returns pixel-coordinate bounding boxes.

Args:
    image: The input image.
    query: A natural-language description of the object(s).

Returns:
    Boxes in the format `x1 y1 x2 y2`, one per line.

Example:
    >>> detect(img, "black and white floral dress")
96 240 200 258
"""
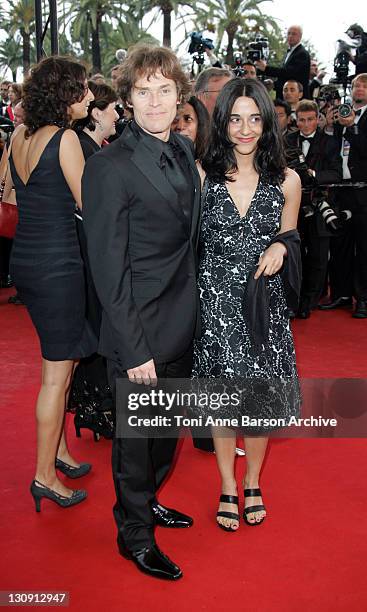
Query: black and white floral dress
192 174 300 427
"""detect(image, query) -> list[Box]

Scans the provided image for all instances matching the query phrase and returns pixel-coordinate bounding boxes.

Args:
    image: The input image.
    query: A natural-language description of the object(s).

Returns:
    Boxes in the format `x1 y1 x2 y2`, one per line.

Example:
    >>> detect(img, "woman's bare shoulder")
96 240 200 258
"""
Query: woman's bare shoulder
196 160 206 186
282 167 301 195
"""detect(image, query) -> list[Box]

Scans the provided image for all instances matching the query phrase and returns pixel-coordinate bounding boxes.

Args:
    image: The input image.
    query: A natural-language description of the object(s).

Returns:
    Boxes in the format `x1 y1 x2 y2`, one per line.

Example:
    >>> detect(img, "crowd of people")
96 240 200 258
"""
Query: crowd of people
0 22 366 581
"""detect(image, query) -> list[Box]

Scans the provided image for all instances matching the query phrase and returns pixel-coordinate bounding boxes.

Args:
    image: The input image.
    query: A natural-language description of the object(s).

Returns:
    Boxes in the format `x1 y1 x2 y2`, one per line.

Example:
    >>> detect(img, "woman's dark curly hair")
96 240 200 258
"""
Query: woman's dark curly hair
202 78 286 183
74 80 117 132
22 56 87 136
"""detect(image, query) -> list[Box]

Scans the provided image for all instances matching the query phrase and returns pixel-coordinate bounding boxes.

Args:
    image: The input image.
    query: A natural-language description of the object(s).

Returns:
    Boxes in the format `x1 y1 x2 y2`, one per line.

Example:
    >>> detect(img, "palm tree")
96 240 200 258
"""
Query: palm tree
193 0 281 65
3 0 35 76
100 19 159 74
64 1 123 72
131 0 194 48
0 36 23 82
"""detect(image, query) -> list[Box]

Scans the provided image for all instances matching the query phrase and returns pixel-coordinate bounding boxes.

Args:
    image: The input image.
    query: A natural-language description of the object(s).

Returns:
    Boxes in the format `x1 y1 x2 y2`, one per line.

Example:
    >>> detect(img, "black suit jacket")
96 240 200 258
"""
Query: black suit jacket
265 44 311 99
334 111 367 183
285 128 342 185
82 124 201 370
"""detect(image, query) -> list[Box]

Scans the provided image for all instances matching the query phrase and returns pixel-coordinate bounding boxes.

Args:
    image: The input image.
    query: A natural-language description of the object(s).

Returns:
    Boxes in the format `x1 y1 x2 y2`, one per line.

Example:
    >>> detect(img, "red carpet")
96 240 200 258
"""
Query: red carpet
1 288 367 611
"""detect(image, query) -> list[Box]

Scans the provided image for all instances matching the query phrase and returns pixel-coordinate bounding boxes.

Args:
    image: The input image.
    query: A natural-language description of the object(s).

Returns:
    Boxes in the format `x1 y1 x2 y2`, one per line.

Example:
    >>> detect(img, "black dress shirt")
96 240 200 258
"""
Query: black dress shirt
130 121 194 225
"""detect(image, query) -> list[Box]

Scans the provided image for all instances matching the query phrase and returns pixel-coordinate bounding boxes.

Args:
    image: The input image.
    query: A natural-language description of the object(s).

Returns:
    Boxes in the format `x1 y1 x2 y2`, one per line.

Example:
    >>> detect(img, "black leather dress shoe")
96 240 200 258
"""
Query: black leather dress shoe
151 502 193 528
352 300 367 319
118 539 182 580
319 297 352 310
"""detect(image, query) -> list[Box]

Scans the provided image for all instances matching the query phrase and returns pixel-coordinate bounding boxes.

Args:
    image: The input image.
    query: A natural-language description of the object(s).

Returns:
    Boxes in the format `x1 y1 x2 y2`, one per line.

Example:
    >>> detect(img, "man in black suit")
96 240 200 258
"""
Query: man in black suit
82 45 201 580
320 73 367 318
285 100 342 318
255 25 311 99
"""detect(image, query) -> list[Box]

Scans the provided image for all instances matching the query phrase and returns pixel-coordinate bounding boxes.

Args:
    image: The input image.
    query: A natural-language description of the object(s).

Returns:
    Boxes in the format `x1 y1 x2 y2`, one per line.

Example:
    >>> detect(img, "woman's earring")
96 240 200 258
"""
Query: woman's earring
97 120 104 132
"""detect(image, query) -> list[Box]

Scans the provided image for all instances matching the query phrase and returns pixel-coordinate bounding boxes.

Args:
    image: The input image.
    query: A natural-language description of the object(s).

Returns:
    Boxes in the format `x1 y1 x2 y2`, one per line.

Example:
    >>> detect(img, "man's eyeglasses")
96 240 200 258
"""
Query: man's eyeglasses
204 90 222 94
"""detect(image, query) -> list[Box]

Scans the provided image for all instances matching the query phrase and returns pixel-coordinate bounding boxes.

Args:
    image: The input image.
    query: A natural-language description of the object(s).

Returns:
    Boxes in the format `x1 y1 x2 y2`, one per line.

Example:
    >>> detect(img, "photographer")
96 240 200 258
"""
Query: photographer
274 99 293 136
320 74 367 318
345 24 367 76
255 25 311 99
309 59 326 99
285 100 342 318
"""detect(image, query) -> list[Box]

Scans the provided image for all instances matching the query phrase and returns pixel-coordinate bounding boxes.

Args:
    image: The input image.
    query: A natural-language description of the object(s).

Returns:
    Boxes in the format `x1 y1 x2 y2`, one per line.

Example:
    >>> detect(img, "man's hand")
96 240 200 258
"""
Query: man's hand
255 59 267 72
325 106 338 128
254 243 287 279
338 110 356 128
127 359 157 386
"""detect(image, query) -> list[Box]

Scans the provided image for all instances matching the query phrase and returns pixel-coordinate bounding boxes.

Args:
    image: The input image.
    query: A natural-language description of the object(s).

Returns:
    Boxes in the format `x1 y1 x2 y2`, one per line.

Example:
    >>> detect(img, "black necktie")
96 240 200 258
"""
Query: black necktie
160 144 191 221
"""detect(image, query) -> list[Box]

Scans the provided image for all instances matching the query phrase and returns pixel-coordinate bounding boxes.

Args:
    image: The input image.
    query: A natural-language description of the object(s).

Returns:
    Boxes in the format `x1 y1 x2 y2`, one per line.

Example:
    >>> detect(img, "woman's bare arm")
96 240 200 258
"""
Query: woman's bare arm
59 129 85 209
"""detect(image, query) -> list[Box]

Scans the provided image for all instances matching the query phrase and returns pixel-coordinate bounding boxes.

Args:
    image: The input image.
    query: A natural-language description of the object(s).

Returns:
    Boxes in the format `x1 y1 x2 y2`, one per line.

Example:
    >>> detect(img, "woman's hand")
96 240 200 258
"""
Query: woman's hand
254 242 287 279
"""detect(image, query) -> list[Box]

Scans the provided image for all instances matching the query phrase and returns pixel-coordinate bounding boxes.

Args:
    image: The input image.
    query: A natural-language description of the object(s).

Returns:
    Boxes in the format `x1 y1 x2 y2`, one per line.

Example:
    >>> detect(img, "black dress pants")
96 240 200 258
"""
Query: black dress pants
299 210 329 309
329 187 367 301
108 344 193 551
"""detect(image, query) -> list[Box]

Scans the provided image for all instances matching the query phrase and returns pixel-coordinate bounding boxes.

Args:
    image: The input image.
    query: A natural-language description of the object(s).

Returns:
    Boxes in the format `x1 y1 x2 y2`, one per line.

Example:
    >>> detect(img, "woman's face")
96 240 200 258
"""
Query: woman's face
172 103 198 142
8 86 16 104
99 102 119 138
227 96 263 156
69 80 95 121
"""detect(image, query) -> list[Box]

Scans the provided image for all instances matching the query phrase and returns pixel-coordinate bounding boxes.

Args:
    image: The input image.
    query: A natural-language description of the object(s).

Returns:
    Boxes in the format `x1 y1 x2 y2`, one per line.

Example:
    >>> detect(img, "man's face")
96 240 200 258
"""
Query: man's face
200 75 232 115
287 26 302 47
275 106 290 131
297 111 318 136
283 81 302 107
130 70 179 141
352 78 367 106
243 64 257 79
310 61 318 78
13 102 24 128
0 83 9 101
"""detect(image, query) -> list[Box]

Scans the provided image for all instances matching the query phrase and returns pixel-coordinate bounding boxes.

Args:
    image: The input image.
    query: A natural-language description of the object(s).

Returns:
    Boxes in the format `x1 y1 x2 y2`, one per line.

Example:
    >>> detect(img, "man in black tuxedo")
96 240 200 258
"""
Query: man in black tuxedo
82 45 201 580
319 73 367 318
285 100 342 318
255 25 311 99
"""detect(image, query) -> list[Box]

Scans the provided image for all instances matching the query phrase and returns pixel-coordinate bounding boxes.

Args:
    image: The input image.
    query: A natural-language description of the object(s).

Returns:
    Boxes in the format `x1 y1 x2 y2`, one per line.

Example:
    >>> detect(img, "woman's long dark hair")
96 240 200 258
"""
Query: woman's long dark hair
202 78 286 183
186 96 210 160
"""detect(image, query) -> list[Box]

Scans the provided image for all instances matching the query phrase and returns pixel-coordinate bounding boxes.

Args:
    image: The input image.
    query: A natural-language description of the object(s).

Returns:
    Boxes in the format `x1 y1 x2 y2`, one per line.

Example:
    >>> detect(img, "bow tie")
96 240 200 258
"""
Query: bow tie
354 109 362 116
300 135 313 143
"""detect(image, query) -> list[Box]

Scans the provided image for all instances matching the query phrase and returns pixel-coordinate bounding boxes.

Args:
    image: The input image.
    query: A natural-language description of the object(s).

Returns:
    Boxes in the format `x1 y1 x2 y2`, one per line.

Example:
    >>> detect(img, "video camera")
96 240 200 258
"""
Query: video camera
188 32 214 56
246 35 269 63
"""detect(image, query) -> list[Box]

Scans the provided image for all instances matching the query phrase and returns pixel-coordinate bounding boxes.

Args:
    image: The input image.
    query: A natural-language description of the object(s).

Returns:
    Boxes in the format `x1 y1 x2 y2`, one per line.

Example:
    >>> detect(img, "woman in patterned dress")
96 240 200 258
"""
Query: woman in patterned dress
193 78 301 531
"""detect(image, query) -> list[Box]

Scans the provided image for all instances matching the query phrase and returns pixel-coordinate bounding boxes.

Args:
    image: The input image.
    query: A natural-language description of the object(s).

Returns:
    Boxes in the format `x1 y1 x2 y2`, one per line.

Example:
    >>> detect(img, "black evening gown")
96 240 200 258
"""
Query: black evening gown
9 128 96 360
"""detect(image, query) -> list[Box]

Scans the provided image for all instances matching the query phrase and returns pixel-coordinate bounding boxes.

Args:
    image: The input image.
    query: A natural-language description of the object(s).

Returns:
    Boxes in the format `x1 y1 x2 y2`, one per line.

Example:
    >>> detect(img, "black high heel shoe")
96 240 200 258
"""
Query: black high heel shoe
30 479 87 512
55 458 91 479
216 494 240 532
243 488 266 526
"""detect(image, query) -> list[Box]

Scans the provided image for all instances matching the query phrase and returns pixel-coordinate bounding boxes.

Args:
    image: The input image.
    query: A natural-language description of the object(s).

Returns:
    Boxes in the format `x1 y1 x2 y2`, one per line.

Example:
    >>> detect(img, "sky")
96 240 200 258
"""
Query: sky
145 0 365 79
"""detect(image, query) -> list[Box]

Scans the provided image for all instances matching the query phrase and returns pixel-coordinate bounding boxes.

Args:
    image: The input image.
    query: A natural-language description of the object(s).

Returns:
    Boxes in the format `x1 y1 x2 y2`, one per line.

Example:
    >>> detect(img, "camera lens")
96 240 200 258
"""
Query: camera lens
338 103 353 118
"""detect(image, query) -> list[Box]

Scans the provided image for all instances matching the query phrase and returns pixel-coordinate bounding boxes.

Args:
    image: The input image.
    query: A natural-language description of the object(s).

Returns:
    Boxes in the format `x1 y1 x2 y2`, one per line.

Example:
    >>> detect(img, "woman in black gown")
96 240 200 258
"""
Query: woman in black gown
70 81 119 440
4 57 96 510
